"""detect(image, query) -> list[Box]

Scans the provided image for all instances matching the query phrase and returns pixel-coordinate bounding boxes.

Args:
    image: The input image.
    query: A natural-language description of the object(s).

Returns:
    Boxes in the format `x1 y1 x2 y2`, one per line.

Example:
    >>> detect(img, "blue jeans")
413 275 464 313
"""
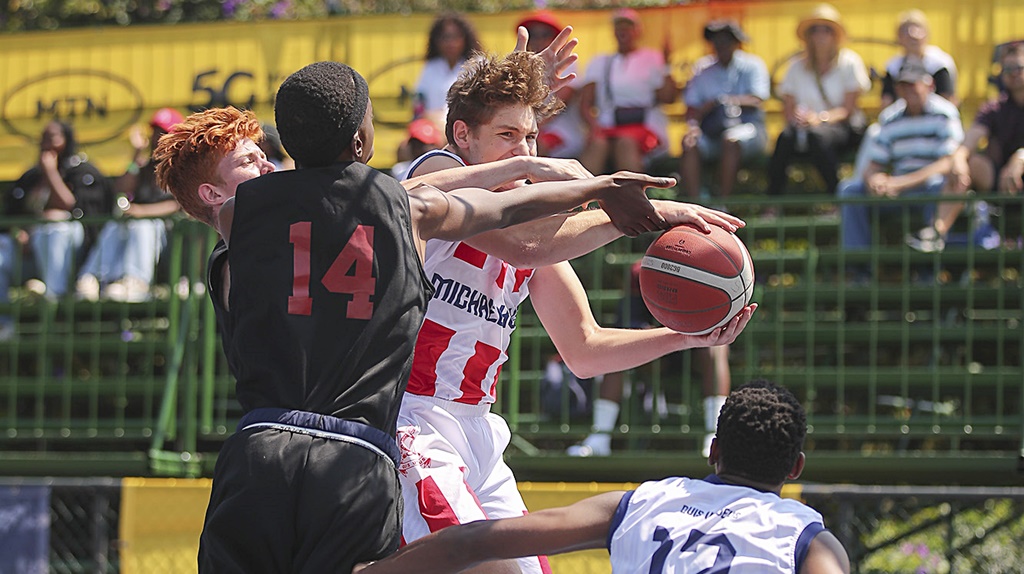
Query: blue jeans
838 175 943 250
79 219 167 285
30 220 85 297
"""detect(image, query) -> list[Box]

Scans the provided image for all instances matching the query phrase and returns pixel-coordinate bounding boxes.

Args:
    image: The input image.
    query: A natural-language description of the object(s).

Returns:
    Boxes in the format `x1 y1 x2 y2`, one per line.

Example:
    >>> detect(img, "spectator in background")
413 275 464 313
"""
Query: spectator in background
517 10 587 160
75 108 183 302
837 61 965 257
8 120 113 300
569 261 734 458
854 10 959 179
952 41 1024 197
880 10 958 108
679 19 770 201
767 3 871 199
258 123 295 171
578 8 678 174
389 118 445 181
415 12 482 130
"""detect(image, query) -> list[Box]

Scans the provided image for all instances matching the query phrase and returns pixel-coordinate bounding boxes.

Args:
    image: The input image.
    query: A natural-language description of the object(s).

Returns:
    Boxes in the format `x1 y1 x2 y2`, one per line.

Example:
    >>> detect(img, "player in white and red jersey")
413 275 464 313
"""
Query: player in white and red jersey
357 381 850 574
395 47 757 574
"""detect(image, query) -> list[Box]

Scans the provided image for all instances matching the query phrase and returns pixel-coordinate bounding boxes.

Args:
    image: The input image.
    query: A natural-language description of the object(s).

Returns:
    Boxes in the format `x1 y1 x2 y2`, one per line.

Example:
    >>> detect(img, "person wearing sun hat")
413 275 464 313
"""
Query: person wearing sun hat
577 8 678 174
515 9 588 159
766 3 871 198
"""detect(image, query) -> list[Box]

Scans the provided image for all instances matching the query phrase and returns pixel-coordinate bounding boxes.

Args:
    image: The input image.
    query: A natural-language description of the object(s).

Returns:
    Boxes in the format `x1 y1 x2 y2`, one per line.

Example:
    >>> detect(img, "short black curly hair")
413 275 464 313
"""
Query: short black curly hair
275 61 369 168
716 380 806 485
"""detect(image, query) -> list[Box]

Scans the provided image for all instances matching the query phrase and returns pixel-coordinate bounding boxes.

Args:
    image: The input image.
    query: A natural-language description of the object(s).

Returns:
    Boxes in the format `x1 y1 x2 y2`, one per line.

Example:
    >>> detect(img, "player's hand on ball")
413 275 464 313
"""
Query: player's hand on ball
689 303 757 346
651 200 745 234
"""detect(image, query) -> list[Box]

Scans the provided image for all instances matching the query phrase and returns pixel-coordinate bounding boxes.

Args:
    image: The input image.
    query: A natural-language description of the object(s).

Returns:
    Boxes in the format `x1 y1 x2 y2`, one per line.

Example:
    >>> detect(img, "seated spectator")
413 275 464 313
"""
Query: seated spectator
854 10 959 179
952 41 1024 196
837 61 966 257
578 9 678 174
679 19 770 200
517 10 587 160
8 120 113 300
390 118 445 181
76 108 182 302
767 3 871 197
415 12 482 131
258 123 295 171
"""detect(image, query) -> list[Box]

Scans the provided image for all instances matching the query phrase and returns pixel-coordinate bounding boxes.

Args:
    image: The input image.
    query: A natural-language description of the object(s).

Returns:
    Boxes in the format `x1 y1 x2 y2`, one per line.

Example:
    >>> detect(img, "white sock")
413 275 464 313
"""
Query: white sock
704 395 728 433
592 398 620 433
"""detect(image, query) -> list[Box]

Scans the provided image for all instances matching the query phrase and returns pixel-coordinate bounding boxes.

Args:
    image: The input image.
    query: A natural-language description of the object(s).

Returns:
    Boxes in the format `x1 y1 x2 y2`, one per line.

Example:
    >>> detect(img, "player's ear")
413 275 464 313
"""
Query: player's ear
707 437 719 466
197 182 226 208
351 131 365 161
451 119 471 149
786 452 806 481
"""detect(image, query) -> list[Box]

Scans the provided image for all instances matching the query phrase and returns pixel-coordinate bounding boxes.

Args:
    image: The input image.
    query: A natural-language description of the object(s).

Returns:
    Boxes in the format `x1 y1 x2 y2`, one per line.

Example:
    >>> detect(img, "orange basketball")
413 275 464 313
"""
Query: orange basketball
639 224 754 335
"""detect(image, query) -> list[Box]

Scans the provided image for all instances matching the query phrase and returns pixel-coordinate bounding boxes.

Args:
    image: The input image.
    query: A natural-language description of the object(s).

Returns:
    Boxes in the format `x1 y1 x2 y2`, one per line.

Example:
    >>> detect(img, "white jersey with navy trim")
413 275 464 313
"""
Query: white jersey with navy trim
608 475 826 574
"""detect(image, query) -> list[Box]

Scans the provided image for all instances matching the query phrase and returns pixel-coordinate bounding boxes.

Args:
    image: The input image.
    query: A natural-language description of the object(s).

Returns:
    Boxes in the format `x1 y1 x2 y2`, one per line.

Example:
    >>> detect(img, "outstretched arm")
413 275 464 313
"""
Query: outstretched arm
465 200 744 269
530 262 756 379
408 172 673 253
353 492 625 574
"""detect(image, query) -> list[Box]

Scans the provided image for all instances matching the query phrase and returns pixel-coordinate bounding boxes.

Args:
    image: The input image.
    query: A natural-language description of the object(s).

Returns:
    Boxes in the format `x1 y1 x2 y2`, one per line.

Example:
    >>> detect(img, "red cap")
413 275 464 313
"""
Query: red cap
407 118 444 145
516 11 562 34
150 108 184 133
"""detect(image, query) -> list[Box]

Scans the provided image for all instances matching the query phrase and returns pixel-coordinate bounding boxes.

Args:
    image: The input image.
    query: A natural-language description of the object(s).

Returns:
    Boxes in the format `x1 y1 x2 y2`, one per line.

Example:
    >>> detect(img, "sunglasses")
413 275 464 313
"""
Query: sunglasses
1003 64 1024 75
807 24 835 35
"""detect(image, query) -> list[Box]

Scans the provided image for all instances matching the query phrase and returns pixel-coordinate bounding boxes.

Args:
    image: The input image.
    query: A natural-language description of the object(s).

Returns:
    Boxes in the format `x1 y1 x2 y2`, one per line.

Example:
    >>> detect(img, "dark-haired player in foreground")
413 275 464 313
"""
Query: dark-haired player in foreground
154 53 676 572
355 380 850 574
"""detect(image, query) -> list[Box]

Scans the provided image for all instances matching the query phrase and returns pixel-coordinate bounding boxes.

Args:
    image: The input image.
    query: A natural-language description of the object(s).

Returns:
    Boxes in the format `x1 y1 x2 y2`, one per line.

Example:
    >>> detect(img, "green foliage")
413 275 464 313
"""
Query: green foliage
0 0 675 32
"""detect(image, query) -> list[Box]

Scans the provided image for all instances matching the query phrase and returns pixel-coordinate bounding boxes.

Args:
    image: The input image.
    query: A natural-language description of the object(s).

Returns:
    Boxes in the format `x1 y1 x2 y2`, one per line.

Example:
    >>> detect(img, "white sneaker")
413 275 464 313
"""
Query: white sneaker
75 274 100 302
104 276 151 302
906 226 946 253
567 433 611 457
702 433 715 458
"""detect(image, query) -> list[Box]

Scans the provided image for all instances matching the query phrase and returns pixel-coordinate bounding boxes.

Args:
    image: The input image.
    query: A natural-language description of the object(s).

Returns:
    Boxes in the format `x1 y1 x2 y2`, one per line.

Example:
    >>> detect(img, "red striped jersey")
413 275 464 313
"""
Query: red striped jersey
404 150 533 405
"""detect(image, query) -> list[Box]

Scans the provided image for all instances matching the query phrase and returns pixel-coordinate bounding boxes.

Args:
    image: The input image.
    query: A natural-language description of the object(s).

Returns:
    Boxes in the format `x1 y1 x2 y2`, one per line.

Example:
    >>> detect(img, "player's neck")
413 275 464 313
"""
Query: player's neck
715 471 784 495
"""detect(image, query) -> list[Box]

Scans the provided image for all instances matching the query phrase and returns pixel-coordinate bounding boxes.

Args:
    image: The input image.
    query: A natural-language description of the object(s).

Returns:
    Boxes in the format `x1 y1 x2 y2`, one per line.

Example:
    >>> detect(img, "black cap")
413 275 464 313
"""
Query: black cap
704 20 748 43
895 59 932 84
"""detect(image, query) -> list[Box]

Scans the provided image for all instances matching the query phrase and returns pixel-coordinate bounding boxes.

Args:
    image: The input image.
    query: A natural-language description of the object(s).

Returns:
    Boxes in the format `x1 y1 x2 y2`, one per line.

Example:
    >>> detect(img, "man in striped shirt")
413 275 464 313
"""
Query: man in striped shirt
837 59 966 254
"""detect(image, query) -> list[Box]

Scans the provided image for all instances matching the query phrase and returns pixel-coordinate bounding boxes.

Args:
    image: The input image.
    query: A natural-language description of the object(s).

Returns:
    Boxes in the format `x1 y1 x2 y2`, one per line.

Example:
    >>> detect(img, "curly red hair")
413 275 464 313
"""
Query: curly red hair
154 107 263 227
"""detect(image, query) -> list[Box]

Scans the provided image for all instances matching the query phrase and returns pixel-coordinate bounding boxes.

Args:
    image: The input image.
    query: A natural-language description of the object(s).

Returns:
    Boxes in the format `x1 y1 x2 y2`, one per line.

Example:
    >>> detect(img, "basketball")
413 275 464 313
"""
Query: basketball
638 224 754 335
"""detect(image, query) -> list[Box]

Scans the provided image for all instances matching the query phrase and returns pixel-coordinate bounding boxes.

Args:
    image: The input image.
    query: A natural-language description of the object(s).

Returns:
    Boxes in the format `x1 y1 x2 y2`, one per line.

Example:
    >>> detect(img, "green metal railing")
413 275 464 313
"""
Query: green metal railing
0 194 1021 482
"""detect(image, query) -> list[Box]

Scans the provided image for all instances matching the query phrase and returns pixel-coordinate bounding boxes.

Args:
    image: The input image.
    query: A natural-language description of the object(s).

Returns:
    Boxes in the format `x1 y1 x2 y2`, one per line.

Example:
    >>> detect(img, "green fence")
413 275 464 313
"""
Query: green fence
0 194 1021 483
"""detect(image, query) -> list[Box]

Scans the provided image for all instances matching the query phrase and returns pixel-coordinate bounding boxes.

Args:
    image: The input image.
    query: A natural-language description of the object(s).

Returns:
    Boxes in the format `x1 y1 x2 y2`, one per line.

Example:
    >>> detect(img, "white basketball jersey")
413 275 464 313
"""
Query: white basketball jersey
404 150 534 405
609 475 826 574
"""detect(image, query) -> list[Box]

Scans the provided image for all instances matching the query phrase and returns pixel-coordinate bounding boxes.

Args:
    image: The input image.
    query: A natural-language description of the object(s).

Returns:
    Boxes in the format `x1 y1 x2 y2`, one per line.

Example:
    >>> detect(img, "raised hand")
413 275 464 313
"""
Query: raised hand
598 172 676 237
650 200 745 234
516 25 579 93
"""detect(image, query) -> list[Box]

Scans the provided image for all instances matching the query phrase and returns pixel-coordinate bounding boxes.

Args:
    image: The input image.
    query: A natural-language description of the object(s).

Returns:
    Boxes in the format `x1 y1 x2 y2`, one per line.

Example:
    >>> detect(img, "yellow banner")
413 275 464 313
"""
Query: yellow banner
1 2 1019 182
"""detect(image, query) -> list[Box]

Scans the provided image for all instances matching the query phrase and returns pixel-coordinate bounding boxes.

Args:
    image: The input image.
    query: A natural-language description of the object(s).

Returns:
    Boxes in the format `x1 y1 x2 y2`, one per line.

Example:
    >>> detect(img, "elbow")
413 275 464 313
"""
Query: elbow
560 354 599 380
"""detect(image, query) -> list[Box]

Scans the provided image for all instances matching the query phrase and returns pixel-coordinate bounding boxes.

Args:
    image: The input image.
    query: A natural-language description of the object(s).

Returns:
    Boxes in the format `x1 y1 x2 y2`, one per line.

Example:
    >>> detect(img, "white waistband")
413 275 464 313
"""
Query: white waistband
406 393 492 417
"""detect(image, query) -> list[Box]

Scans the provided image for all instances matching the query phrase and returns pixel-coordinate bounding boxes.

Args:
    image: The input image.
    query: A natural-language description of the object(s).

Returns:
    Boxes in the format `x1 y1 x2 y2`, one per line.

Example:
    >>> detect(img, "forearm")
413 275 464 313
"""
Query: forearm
413 177 614 242
43 170 76 210
464 209 620 268
558 325 697 379
126 200 179 218
403 157 528 192
893 157 953 192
